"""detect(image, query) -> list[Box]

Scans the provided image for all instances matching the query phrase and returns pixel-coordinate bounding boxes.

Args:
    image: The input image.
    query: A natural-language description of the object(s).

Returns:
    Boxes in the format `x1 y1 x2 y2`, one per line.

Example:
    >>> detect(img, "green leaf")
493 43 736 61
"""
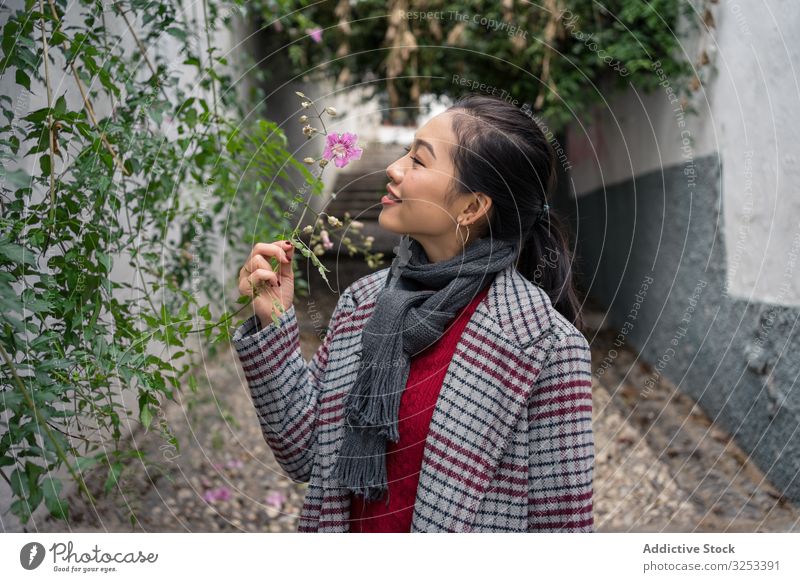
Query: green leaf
0 238 37 266
75 454 101 472
50 29 67 46
10 498 31 524
138 392 152 432
41 475 69 520
3 168 31 188
165 27 187 41
198 304 212 321
22 107 50 123
15 69 30 90
96 250 111 274
53 95 67 117
9 467 27 497
39 153 50 175
103 461 123 494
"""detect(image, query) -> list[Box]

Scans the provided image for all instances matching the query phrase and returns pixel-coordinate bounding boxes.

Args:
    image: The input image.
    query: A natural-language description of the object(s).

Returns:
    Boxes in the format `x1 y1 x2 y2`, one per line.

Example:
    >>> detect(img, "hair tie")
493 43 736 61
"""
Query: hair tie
536 202 550 224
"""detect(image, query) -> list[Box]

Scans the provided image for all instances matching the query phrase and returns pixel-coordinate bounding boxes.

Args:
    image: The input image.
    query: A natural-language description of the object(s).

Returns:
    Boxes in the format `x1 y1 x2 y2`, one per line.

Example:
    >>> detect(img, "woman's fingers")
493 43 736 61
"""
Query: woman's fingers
247 254 274 274
239 268 279 296
242 241 294 282
251 242 291 265
237 241 294 327
239 240 293 290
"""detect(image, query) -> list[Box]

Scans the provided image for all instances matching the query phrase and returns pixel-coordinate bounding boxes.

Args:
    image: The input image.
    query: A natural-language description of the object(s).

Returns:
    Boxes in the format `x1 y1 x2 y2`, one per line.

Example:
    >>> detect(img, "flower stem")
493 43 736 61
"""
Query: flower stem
38 0 56 234
309 100 329 135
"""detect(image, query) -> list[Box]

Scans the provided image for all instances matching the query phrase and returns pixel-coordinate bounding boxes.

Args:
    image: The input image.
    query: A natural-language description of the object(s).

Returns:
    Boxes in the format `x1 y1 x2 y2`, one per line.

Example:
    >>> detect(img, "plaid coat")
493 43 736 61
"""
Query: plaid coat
232 263 595 532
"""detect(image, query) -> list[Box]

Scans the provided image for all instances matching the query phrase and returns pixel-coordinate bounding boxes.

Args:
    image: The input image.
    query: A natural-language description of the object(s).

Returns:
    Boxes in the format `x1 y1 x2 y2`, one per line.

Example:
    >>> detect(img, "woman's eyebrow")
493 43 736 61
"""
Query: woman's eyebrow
412 138 437 160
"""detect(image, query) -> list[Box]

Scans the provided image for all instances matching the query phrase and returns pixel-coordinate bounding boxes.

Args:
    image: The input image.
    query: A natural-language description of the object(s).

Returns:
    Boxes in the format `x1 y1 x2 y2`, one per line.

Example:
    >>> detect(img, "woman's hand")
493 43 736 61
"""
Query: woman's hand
238 240 295 328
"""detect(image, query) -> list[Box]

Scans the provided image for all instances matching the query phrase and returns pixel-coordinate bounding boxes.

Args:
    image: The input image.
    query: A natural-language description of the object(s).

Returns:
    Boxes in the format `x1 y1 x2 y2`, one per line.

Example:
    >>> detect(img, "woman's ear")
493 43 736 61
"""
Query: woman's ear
461 192 492 225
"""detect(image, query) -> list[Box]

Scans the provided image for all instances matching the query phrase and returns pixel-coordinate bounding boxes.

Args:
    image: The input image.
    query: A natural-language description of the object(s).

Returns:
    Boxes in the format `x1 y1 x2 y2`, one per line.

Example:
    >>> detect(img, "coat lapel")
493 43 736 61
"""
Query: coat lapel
410 265 558 531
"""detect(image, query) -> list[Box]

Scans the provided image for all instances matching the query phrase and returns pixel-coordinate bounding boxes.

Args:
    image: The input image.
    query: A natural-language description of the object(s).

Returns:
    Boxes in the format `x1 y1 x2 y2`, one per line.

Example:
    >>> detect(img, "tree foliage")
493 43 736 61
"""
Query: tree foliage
254 0 701 127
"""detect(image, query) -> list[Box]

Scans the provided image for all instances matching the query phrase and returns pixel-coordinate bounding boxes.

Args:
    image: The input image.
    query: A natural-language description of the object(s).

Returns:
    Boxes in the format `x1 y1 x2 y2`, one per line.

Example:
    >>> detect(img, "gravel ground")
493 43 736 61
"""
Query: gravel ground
585 306 800 532
31 270 800 533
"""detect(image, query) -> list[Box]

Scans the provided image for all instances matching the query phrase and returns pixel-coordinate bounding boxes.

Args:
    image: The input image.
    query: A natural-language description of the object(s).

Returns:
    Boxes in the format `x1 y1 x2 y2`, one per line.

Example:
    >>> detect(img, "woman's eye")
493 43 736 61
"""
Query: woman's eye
402 145 424 167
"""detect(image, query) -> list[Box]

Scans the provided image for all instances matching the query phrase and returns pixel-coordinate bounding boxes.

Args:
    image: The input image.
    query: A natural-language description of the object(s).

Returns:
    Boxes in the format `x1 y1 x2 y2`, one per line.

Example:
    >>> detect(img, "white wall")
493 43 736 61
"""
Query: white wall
565 0 800 306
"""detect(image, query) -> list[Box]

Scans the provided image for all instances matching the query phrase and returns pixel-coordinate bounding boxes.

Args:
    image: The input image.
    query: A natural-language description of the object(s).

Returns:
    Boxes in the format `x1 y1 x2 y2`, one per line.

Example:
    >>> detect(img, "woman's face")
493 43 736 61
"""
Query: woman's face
380 111 490 263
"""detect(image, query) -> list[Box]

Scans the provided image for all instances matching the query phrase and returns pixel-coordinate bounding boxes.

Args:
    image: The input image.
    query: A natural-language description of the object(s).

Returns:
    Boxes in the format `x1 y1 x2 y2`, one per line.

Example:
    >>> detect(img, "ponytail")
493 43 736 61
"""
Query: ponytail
516 208 584 331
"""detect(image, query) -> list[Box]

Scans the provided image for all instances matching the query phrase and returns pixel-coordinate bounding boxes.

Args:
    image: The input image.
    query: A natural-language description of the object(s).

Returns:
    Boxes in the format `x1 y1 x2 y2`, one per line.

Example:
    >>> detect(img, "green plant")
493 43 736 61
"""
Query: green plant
252 0 702 129
0 0 374 527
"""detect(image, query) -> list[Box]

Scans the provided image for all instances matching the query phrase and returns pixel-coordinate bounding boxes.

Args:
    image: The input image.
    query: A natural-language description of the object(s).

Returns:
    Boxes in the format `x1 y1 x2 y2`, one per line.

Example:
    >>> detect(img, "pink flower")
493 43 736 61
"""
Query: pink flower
307 27 322 43
322 132 363 168
202 486 232 503
265 490 287 509
224 459 244 470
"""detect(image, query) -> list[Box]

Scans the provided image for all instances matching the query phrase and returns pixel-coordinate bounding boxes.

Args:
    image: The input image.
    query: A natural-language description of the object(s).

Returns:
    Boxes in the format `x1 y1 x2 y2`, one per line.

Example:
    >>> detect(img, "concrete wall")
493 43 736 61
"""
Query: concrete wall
567 1 800 501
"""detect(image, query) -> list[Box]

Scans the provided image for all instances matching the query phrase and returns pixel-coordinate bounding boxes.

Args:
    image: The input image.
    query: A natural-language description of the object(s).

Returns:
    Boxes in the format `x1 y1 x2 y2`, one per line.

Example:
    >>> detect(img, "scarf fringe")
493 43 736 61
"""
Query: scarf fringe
333 426 388 502
344 328 407 442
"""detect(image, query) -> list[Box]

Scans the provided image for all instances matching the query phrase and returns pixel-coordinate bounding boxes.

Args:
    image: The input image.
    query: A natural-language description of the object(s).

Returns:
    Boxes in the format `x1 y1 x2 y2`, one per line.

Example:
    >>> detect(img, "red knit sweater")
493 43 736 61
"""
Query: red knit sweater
348 283 492 533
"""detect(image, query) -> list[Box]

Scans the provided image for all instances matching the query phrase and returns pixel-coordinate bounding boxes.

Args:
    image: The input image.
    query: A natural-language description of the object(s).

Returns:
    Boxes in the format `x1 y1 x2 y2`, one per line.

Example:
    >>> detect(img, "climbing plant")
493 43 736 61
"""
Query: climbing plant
0 0 375 527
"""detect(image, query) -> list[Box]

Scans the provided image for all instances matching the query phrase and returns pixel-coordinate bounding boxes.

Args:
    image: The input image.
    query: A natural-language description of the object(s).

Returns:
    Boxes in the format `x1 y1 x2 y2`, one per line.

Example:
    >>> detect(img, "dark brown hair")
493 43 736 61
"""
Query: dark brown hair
446 93 583 330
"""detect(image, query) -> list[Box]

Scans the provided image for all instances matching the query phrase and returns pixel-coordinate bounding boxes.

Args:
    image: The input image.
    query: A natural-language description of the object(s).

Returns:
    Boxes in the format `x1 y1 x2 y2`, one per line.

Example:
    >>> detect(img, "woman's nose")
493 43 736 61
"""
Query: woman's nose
386 158 405 183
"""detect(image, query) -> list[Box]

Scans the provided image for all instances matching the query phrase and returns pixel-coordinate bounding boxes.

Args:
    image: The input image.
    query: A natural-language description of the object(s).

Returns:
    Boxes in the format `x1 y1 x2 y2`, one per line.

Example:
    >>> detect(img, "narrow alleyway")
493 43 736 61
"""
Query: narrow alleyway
28 261 800 533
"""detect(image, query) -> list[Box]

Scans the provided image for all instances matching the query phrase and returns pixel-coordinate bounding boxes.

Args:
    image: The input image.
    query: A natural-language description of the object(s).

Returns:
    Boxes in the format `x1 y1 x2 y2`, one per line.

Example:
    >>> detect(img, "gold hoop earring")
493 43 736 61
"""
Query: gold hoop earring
456 221 470 247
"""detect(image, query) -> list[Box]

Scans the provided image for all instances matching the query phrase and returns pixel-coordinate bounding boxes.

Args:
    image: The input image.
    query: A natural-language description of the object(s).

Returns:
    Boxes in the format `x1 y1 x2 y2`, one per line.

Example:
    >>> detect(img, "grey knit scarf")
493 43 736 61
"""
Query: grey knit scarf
332 233 519 504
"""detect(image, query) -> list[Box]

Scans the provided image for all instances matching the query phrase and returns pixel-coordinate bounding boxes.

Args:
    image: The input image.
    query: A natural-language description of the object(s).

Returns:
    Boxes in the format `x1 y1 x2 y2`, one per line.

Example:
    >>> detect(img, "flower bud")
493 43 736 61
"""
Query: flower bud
303 225 314 234
320 229 332 247
303 157 315 164
301 101 311 108
299 115 308 123
324 106 337 116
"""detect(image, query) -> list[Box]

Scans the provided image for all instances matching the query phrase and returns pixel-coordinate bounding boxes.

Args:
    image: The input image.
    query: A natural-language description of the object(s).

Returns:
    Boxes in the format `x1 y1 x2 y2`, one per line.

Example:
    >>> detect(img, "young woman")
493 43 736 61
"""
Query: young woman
233 93 594 533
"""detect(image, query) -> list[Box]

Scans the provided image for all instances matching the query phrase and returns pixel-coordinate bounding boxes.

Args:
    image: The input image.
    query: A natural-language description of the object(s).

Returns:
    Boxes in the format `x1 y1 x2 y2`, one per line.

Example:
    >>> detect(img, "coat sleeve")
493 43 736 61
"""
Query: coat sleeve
527 330 595 532
231 290 357 483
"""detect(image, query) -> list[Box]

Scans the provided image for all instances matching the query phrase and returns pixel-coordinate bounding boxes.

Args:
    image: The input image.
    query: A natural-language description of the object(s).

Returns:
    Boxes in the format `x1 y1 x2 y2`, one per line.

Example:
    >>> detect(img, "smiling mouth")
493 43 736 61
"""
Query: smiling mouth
386 183 402 201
